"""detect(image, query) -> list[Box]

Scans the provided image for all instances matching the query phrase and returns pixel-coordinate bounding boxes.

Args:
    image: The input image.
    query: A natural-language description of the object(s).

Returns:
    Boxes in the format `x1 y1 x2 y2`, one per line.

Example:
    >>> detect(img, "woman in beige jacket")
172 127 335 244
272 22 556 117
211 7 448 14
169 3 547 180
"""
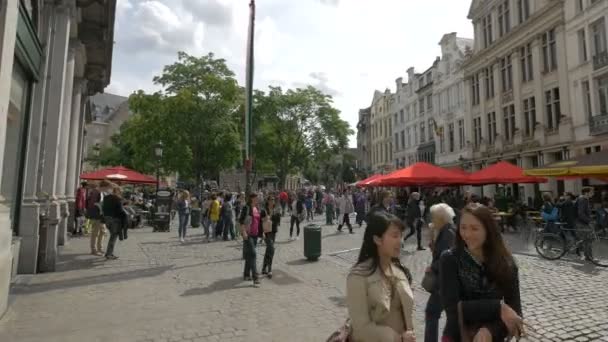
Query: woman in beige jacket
347 212 416 342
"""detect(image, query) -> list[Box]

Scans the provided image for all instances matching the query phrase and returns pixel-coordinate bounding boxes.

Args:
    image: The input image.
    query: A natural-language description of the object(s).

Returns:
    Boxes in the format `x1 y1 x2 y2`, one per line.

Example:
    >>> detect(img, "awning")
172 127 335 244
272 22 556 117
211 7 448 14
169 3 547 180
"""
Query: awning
524 150 608 177
373 162 469 187
469 161 546 185
356 174 383 187
80 166 157 184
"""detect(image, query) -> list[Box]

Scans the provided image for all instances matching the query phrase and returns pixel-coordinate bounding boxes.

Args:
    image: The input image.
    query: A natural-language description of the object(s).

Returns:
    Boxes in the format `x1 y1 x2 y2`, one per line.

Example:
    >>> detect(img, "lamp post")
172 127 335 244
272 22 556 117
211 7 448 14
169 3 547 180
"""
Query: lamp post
154 141 163 193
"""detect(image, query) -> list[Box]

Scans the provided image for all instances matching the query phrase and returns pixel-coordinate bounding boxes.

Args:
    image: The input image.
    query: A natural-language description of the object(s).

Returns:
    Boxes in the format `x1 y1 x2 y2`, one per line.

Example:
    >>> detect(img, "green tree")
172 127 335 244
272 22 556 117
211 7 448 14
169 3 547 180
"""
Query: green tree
103 52 242 184
252 86 353 188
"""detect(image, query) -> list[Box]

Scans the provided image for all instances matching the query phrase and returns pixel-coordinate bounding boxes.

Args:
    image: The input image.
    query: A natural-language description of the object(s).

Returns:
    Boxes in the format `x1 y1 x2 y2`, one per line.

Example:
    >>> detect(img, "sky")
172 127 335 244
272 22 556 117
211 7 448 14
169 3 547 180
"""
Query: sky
106 0 475 147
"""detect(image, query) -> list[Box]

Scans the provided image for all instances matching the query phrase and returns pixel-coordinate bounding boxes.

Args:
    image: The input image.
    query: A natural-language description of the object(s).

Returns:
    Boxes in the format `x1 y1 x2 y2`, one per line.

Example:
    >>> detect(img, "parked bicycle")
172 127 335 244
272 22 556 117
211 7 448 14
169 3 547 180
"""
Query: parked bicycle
535 222 608 267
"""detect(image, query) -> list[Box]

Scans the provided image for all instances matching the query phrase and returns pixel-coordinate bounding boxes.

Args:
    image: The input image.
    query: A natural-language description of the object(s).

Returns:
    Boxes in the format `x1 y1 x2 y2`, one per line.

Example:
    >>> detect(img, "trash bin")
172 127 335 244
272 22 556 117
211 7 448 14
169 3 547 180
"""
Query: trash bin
190 208 201 228
303 224 322 261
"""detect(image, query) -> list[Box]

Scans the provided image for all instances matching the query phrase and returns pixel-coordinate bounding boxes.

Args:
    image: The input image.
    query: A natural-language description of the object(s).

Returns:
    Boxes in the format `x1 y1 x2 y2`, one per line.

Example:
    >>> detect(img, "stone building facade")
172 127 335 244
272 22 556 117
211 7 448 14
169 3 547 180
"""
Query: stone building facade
355 107 371 173
370 89 394 173
0 0 115 317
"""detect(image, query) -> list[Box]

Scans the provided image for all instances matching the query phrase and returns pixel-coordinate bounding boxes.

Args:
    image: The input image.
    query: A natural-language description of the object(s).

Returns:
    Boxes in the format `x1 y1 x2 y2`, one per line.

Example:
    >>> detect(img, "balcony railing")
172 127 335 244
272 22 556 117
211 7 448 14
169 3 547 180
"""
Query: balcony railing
593 51 608 70
589 113 608 135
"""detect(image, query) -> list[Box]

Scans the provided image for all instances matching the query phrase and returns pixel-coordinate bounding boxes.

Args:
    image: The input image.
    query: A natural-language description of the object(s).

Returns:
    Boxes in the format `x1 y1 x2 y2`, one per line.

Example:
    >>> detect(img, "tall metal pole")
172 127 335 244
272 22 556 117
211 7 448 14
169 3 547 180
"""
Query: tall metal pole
156 162 160 194
244 0 256 196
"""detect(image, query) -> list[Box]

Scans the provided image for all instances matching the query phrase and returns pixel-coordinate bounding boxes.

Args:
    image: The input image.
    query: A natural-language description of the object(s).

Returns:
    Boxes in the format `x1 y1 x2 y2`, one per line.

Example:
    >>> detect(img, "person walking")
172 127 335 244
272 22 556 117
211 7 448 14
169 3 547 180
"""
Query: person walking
86 181 109 256
346 212 415 342
102 184 127 260
279 190 288 216
305 193 314 222
207 194 221 242
439 203 524 342
289 194 304 240
176 190 190 243
367 190 393 219
576 187 595 260
354 190 368 227
261 194 281 278
424 203 456 342
73 181 88 236
238 193 261 286
222 193 236 241
404 192 425 251
323 189 336 225
337 190 354 234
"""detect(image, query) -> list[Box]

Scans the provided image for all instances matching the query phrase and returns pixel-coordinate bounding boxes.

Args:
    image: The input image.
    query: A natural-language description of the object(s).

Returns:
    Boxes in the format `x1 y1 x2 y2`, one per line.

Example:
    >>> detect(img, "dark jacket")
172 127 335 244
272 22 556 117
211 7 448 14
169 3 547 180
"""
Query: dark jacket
176 199 190 216
430 224 456 277
102 194 128 240
439 248 521 342
86 189 103 220
559 198 577 228
577 196 592 224
406 200 421 225
366 204 391 221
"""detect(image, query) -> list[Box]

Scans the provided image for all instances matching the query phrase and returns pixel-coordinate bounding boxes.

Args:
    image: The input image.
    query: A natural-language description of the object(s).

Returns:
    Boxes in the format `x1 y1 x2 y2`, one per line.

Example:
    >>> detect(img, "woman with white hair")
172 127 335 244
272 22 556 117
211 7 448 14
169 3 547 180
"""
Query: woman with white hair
424 203 456 342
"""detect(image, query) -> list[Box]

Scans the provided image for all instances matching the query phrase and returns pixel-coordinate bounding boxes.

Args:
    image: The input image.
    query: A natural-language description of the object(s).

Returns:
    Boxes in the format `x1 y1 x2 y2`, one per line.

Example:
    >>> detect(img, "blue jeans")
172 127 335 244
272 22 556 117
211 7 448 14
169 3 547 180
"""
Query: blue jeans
178 213 189 238
243 236 258 280
222 219 235 240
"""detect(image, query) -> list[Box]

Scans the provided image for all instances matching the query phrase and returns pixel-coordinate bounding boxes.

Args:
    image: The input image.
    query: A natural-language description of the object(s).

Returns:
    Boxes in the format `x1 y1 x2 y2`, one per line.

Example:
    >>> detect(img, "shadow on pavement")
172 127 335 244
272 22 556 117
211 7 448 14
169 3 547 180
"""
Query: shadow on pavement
11 265 174 295
171 257 244 271
285 259 313 266
328 295 347 308
180 276 248 296
54 253 107 272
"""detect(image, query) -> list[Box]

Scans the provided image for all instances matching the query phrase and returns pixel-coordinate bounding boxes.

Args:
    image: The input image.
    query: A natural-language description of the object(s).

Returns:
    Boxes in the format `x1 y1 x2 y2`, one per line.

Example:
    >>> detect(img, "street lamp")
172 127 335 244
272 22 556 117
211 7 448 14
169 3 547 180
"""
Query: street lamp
154 141 163 193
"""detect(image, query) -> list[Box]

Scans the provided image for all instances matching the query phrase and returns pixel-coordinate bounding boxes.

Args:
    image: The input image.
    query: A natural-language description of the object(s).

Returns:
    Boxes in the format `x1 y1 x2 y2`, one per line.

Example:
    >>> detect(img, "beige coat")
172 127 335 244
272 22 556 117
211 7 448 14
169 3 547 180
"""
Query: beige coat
346 260 415 342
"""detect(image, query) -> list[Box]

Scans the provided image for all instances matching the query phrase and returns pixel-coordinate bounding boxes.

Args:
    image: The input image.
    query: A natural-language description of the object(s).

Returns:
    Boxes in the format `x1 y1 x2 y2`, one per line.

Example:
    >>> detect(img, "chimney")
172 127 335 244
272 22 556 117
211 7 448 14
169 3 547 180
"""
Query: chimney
395 77 403 92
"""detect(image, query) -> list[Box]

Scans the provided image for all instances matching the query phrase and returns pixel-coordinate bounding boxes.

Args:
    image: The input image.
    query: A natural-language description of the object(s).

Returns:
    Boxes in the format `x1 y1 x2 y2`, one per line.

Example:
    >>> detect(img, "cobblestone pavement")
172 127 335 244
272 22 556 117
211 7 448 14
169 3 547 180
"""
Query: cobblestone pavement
0 213 607 342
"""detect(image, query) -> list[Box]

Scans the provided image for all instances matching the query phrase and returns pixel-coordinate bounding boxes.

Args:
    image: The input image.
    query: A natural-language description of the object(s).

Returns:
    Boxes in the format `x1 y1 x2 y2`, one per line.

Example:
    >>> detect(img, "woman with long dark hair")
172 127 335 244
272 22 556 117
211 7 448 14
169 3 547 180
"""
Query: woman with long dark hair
346 213 415 342
440 203 523 342
238 193 262 286
261 194 282 278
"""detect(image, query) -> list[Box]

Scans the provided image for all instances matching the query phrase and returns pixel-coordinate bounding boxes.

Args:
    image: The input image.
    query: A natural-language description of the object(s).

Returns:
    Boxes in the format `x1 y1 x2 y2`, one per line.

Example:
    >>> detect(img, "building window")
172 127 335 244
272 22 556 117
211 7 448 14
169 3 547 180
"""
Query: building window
578 29 588 63
400 130 405 150
400 109 404 123
498 0 511 37
458 119 465 149
576 0 584 13
419 98 425 115
448 123 455 153
394 133 399 151
485 65 495 98
407 127 412 148
427 73 432 84
473 117 482 147
428 119 434 141
599 77 608 115
501 55 513 92
523 97 536 137
427 94 433 111
520 43 533 82
471 73 481 105
487 112 497 144
414 126 418 145
420 122 426 143
591 18 607 57
503 104 516 142
439 129 445 153
518 0 530 23
582 80 592 117
542 29 558 73
545 87 561 130
483 13 493 48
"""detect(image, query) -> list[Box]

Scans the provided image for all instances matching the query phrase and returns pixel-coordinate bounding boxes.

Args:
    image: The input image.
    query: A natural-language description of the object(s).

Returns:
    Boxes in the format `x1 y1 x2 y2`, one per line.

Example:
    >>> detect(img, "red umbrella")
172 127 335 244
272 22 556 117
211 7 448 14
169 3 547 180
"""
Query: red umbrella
468 161 547 185
356 174 383 187
80 166 158 184
373 162 469 187
446 166 470 177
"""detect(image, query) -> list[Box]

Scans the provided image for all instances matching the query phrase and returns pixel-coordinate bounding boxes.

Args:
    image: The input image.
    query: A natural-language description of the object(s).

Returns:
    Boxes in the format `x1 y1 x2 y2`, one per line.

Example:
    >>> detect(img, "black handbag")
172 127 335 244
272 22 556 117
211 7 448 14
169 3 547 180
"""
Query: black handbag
421 269 436 293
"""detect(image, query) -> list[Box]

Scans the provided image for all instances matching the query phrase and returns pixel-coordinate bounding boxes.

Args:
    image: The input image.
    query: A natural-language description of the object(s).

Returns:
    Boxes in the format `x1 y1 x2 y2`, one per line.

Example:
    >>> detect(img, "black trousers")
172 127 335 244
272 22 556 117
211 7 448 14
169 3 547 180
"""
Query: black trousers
243 237 258 280
262 232 276 273
404 219 423 247
290 216 301 237
338 213 353 233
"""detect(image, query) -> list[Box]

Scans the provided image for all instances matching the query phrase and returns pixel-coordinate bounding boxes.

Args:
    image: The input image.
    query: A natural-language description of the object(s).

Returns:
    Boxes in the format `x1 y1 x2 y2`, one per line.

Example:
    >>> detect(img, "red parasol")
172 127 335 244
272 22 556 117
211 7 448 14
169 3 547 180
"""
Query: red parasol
356 174 384 187
468 161 547 185
373 162 469 187
80 166 158 184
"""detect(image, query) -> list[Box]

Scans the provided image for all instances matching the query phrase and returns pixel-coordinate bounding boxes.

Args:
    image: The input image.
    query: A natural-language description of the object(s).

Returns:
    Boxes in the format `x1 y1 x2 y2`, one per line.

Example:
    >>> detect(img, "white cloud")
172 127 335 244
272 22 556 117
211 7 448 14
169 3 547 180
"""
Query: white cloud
107 0 475 146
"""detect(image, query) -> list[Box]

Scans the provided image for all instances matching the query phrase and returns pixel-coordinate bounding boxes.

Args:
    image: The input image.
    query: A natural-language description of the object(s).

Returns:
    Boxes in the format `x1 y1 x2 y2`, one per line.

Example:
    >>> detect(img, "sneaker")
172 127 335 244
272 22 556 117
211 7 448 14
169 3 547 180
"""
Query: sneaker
95 252 104 256
105 255 118 260
267 272 273 279
253 279 260 287
349 231 355 234
417 246 426 251
91 251 98 255
244 276 252 281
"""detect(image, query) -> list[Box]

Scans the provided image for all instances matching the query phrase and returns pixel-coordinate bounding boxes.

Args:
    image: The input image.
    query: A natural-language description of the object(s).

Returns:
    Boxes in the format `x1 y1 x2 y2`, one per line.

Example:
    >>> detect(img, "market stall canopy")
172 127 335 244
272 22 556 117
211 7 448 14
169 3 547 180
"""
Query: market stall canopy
80 166 157 184
469 161 547 185
356 174 383 187
373 162 469 187
446 166 470 177
524 150 608 177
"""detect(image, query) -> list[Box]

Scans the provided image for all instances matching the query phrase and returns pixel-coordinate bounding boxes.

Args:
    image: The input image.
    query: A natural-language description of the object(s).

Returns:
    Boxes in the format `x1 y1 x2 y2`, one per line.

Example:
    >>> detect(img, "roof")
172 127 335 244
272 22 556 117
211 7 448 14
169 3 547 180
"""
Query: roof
89 92 128 122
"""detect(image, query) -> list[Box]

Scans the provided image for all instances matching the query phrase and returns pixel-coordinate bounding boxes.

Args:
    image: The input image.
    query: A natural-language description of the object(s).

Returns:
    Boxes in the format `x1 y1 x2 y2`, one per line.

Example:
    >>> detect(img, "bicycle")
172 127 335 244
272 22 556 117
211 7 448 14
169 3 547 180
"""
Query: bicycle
535 223 608 267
